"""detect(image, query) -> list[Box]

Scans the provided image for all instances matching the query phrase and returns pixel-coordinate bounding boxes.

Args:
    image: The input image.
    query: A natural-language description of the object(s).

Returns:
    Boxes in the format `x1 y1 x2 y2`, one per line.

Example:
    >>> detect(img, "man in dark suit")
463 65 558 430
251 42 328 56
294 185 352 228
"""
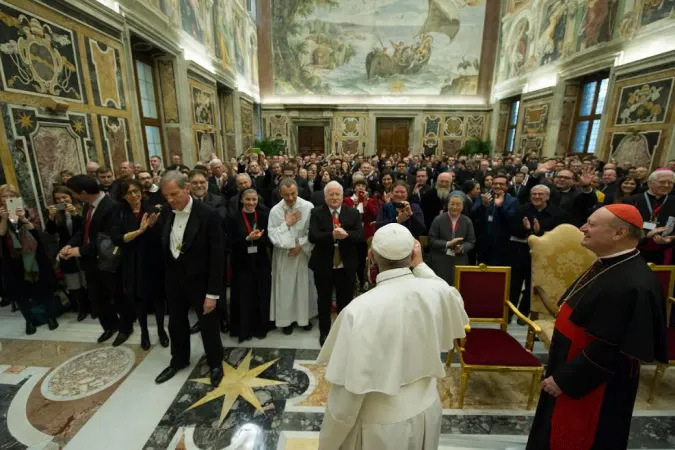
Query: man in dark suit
155 171 224 387
62 175 133 345
508 172 527 204
207 158 228 196
308 181 364 346
409 168 431 204
109 161 134 199
271 165 311 205
138 170 166 207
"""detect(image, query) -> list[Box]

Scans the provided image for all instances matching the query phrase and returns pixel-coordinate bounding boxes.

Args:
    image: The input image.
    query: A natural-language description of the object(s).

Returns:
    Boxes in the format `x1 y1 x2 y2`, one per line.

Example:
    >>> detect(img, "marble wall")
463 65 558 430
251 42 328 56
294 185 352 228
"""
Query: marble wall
0 0 135 221
240 98 254 151
188 77 219 163
332 113 369 155
421 112 490 156
599 64 675 169
514 95 552 155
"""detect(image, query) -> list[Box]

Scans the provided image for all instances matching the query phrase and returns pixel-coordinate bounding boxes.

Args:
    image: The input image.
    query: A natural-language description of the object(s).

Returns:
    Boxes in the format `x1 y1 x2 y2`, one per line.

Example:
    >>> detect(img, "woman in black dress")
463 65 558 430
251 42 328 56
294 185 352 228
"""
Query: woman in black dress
228 188 272 342
45 186 88 320
0 184 59 334
111 179 169 350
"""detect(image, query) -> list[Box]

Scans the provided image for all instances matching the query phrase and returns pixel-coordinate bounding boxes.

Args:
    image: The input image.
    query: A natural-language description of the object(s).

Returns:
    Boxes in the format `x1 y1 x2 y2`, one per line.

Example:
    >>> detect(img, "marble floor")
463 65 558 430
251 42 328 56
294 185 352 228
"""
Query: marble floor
0 307 673 450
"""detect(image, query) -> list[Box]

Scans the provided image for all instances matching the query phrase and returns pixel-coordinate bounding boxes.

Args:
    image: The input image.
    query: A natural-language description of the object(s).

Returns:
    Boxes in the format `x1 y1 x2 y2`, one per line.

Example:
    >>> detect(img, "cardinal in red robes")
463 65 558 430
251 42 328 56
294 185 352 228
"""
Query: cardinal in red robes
527 204 668 450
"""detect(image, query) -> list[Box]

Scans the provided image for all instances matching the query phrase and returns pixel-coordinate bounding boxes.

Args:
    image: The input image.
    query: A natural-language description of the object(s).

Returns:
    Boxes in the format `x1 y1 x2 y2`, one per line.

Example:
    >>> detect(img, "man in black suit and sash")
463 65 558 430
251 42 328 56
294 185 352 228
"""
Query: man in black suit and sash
309 181 364 346
155 171 224 387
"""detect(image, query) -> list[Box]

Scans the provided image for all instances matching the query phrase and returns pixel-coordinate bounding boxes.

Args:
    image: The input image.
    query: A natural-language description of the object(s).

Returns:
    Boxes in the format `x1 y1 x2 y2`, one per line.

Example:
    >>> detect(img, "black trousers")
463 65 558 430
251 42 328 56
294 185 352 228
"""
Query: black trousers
508 241 532 317
85 269 133 333
14 283 58 324
166 260 222 369
355 242 368 289
315 268 356 336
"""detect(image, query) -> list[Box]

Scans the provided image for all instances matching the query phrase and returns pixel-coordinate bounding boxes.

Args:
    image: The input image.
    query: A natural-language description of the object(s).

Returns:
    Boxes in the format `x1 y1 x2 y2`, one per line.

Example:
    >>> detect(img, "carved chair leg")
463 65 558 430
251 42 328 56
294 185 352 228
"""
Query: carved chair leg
528 368 543 410
458 371 469 409
648 364 667 404
445 348 454 368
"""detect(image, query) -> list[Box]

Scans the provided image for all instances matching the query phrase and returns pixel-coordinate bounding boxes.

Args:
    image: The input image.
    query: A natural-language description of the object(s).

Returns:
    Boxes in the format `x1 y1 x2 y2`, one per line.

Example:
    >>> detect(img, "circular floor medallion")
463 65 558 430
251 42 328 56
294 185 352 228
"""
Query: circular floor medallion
41 346 135 401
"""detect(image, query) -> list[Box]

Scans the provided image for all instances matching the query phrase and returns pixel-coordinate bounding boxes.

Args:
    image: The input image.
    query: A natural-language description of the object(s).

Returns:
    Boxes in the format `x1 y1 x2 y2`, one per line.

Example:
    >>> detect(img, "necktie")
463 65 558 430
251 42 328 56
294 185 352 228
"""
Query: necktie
83 205 93 245
332 210 341 267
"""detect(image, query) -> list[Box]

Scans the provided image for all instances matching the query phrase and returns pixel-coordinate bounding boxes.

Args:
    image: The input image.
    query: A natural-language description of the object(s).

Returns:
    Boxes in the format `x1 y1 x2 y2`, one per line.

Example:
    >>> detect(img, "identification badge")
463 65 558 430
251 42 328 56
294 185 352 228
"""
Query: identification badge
247 246 258 254
488 215 494 222
446 248 455 256
643 221 657 231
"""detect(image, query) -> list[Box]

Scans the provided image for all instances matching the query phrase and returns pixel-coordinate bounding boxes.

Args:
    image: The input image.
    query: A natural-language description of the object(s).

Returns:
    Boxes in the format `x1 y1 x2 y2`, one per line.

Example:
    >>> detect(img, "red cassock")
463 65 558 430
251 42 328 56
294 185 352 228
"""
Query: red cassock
527 250 668 450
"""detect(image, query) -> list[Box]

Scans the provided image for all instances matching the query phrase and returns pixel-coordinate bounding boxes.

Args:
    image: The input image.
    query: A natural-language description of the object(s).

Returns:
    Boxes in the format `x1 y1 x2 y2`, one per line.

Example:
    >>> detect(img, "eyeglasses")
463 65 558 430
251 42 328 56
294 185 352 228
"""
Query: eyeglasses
127 189 141 196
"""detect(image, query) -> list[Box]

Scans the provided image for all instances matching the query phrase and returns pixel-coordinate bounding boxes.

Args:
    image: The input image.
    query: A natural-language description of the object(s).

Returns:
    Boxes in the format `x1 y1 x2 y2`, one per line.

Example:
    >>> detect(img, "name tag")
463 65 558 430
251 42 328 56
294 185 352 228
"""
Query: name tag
247 246 258 254
643 222 657 231
488 215 494 222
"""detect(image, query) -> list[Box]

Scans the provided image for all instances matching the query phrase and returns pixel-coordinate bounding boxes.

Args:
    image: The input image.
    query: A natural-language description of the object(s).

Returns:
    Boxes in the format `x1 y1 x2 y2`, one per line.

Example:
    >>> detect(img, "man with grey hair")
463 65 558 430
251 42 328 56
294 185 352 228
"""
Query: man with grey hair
421 171 455 232
317 223 468 449
268 178 317 335
154 170 224 388
624 168 675 264
510 184 566 320
86 161 100 177
309 181 363 345
208 158 226 194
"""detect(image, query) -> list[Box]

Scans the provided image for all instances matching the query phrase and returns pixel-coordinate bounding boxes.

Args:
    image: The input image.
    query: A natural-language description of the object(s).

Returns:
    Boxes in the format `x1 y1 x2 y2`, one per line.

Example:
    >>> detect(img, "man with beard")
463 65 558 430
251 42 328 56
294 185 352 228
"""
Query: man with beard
137 170 165 207
189 170 227 222
409 168 431 204
420 172 455 232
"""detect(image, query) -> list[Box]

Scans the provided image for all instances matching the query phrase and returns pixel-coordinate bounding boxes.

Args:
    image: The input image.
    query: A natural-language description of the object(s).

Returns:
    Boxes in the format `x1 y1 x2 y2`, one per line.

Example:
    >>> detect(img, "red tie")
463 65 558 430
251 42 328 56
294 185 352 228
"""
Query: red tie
83 205 93 245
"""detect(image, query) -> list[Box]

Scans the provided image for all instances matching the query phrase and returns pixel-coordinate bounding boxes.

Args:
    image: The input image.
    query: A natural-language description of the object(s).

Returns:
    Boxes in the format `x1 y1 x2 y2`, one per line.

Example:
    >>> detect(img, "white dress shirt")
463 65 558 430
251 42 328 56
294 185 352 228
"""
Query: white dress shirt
330 206 344 269
170 196 193 259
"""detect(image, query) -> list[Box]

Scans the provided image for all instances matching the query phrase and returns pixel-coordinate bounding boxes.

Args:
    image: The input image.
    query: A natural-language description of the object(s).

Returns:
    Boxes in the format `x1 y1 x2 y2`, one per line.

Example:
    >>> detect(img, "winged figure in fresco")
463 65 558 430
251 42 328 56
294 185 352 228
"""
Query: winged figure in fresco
365 0 462 79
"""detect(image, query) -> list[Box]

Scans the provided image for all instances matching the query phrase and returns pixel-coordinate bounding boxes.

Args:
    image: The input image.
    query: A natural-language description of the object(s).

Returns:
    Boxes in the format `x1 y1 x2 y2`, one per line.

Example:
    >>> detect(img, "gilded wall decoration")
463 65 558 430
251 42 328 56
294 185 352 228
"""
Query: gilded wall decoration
158 60 179 123
266 114 289 143
4 105 92 216
333 113 368 154
466 115 485 138
341 139 359 154
496 102 510 152
0 1 84 102
240 98 254 151
341 117 360 137
444 116 464 137
442 139 463 156
85 38 124 109
515 96 552 154
609 131 661 168
191 84 215 126
615 78 673 126
521 135 545 154
195 130 216 163
424 116 441 137
99 115 130 172
423 138 439 156
557 97 577 154
522 104 549 134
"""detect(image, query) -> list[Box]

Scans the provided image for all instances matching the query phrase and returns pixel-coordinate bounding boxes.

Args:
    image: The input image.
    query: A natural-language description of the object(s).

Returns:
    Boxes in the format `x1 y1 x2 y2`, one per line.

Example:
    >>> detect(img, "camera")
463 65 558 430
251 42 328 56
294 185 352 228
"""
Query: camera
55 203 67 211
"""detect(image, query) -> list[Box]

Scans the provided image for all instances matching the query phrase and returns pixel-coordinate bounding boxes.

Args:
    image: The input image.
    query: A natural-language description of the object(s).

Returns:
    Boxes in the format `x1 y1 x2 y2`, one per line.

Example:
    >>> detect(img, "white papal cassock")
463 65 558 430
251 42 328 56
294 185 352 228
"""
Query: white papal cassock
268 197 317 327
317 263 469 450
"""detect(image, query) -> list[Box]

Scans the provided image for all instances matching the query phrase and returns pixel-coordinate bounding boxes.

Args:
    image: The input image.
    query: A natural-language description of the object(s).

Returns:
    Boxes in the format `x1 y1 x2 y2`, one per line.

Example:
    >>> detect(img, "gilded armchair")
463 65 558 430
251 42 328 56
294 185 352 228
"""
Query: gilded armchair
647 264 675 403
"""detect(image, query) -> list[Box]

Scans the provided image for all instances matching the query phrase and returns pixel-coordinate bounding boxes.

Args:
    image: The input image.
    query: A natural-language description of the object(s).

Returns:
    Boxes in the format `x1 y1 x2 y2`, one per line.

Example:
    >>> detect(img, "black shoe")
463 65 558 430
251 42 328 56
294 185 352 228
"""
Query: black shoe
517 318 527 326
319 333 328 347
0 298 10 307
48 318 59 331
112 330 132 347
210 366 224 388
158 329 169 348
25 322 36 335
141 331 150 351
11 302 17 313
155 364 188 384
77 312 88 322
91 312 98 320
302 323 313 331
238 336 253 343
283 325 293 335
190 322 201 334
219 319 229 334
97 329 116 344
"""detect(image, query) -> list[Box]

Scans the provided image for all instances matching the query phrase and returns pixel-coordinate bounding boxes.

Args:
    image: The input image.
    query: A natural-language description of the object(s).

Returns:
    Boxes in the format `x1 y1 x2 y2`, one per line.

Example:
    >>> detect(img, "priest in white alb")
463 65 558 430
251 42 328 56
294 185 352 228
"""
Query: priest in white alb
268 178 317 334
317 223 469 450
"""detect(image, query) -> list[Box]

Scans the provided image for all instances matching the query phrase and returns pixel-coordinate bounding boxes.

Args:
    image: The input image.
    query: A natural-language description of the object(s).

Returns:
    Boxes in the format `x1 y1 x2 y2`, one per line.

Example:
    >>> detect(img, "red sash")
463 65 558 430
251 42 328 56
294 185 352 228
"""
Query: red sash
241 209 257 234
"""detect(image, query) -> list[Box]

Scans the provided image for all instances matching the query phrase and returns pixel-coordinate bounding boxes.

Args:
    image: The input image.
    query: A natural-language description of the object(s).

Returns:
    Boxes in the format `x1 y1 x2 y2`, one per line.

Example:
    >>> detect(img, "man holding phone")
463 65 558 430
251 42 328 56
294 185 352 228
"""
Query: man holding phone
375 181 426 239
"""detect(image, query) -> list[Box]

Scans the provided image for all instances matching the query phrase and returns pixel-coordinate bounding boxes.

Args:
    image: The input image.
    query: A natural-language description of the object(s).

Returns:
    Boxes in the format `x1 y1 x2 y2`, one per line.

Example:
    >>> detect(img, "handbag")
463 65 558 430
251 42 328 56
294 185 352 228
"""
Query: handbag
96 233 122 273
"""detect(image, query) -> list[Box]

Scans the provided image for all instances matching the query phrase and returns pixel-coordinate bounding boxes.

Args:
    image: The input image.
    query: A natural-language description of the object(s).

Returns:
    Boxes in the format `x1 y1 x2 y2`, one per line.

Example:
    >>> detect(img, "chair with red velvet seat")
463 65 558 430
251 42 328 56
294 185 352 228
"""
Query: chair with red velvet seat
452 264 544 409
647 264 675 403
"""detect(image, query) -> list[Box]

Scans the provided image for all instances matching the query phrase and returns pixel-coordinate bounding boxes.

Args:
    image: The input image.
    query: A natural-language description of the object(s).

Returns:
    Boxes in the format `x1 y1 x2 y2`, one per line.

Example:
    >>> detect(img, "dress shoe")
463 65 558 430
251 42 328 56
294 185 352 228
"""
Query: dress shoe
90 312 98 320
155 364 188 384
210 366 224 388
283 325 293 335
112 330 132 347
140 331 151 351
158 329 170 348
517 318 527 326
0 298 10 307
189 322 201 334
25 322 36 335
219 319 229 334
319 333 328 347
11 302 18 313
238 336 253 343
48 318 59 331
97 329 116 344
302 323 313 331
77 312 88 322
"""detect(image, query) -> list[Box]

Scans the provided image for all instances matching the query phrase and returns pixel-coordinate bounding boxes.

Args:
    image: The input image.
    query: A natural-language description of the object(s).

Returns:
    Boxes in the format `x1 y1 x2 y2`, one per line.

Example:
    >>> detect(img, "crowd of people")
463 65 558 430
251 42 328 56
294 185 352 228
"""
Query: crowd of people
0 148 674 387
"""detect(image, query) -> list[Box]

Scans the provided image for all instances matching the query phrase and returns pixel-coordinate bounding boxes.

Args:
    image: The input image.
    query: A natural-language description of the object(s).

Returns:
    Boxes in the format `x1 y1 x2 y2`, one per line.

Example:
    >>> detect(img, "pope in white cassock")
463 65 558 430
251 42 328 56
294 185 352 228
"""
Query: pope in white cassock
268 178 317 333
317 223 469 450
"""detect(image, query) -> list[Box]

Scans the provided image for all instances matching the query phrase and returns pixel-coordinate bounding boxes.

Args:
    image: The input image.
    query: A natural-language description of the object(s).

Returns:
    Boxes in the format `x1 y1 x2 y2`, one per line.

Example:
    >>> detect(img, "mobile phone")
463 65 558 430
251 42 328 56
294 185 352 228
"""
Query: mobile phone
393 202 405 209
6 197 23 212
55 203 67 211
662 217 675 236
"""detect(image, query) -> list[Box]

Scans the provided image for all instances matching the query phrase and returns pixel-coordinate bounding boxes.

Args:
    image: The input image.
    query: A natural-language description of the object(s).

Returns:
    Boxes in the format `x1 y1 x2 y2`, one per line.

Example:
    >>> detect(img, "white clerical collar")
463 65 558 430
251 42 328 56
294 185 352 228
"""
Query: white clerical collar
174 196 193 215
598 248 636 260
376 267 413 284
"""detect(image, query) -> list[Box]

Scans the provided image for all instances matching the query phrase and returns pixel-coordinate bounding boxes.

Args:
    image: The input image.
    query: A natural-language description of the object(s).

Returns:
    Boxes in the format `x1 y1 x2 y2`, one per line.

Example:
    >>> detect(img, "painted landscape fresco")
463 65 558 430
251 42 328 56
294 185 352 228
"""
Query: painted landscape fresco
271 0 487 96
497 0 675 82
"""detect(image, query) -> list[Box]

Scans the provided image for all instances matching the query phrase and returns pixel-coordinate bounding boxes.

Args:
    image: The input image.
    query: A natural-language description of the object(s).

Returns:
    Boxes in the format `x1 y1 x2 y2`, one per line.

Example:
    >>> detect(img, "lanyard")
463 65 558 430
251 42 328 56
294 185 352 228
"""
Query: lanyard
241 209 258 234
645 192 667 220
448 214 460 239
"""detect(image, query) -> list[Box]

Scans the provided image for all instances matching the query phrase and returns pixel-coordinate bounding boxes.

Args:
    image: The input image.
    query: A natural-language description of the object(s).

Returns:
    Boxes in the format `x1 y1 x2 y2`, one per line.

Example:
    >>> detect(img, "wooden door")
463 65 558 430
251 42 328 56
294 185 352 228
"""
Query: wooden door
298 126 325 156
377 119 410 158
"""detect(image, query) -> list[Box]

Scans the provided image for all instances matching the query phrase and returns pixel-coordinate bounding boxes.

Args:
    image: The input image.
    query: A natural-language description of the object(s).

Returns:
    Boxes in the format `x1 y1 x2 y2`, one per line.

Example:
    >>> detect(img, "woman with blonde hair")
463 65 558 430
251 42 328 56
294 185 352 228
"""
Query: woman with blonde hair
0 184 59 334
